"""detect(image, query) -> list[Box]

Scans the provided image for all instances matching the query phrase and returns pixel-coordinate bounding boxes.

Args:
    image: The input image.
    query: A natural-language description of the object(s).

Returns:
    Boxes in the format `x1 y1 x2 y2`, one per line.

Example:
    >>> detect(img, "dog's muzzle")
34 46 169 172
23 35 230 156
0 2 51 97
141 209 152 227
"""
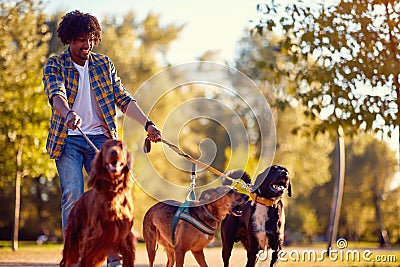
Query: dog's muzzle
267 167 290 197
231 194 249 216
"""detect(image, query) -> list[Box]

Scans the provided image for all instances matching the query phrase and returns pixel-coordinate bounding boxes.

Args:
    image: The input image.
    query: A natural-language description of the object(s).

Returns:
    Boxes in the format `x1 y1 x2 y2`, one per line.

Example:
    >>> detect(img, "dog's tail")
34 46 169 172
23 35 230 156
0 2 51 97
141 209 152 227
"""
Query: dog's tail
223 170 252 185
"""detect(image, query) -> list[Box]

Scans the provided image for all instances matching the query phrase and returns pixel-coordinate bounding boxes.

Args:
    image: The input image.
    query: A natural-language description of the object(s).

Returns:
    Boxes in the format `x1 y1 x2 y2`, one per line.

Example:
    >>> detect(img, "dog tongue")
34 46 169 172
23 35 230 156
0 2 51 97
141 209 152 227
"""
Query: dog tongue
107 162 124 173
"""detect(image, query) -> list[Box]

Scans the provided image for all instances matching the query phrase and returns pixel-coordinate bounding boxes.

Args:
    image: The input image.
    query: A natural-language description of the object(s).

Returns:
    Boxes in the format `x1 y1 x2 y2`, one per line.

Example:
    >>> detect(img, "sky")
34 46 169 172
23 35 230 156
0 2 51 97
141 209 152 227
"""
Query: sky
43 0 262 65
43 0 399 187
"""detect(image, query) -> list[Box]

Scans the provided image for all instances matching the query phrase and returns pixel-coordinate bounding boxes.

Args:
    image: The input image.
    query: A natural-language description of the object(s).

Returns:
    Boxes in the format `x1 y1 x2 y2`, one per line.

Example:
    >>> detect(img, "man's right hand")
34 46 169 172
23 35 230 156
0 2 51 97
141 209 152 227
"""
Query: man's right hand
51 95 82 130
65 110 82 130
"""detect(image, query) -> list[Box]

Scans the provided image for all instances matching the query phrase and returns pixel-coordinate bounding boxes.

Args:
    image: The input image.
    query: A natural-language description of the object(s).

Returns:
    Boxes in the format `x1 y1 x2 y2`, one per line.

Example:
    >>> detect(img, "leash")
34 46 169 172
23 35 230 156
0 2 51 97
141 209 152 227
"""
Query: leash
144 137 252 192
77 126 99 152
187 163 197 201
79 130 253 194
75 126 249 194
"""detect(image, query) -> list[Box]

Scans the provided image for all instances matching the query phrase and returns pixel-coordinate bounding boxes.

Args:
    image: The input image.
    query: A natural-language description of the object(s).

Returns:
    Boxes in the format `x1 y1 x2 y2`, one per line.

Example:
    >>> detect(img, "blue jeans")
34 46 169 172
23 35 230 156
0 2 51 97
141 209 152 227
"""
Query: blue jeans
55 134 109 231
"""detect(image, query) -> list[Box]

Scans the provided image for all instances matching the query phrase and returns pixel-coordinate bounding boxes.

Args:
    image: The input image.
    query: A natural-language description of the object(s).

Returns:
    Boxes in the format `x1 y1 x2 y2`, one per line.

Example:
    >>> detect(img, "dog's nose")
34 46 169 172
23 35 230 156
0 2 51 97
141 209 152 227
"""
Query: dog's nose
110 149 118 157
280 170 288 176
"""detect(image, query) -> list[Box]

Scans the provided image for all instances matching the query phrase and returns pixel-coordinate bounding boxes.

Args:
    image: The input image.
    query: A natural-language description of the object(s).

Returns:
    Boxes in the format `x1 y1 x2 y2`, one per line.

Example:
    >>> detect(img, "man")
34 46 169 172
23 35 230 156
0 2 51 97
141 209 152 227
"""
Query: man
42 10 161 266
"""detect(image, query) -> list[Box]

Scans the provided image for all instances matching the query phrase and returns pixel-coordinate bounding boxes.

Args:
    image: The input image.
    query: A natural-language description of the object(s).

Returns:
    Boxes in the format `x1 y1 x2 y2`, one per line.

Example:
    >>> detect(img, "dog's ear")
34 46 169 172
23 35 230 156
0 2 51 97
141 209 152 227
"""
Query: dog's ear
88 149 103 188
199 188 218 202
123 151 132 174
288 181 292 197
253 166 272 191
224 170 251 185
143 137 151 153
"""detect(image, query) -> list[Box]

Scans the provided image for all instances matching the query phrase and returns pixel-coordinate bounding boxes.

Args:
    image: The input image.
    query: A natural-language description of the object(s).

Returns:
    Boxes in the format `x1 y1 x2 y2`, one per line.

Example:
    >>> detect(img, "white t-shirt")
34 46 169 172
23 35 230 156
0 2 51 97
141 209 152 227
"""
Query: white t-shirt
68 61 108 136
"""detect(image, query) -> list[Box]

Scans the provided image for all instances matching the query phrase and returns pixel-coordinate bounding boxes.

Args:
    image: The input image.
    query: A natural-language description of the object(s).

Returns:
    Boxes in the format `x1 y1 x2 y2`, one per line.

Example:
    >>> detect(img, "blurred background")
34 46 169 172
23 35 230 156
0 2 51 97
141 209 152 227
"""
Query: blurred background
0 0 399 249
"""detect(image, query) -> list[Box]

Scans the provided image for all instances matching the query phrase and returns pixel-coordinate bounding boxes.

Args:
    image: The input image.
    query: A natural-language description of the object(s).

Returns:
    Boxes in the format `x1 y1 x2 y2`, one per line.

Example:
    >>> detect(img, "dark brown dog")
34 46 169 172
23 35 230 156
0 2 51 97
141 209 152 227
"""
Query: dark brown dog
143 186 249 267
60 139 135 267
221 165 291 267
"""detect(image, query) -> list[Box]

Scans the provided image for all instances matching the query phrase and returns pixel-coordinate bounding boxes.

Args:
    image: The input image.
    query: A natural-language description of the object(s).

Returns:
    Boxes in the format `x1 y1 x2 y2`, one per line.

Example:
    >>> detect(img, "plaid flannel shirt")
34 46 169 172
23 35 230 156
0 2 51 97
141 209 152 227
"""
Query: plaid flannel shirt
42 48 134 159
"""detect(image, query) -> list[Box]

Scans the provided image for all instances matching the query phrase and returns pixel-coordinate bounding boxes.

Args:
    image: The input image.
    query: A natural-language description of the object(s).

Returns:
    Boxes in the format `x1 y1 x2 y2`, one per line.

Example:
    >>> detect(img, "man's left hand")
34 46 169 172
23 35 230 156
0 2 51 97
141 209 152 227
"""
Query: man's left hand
146 125 162 142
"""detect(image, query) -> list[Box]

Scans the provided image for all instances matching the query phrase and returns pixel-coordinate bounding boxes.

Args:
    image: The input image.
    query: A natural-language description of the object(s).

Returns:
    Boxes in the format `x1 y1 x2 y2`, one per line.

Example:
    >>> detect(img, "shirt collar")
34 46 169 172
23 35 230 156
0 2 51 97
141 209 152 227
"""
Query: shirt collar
65 47 95 69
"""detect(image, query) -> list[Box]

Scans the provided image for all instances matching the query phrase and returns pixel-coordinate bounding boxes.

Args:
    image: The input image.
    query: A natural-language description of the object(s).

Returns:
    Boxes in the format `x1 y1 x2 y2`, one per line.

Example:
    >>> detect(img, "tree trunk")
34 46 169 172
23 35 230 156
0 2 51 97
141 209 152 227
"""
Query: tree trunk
375 194 388 248
12 138 24 251
327 126 345 251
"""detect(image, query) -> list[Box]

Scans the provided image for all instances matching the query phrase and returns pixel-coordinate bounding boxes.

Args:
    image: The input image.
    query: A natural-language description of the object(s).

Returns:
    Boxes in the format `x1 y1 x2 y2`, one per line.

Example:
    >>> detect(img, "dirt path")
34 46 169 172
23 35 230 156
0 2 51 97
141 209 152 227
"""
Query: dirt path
2 246 398 267
0 246 254 267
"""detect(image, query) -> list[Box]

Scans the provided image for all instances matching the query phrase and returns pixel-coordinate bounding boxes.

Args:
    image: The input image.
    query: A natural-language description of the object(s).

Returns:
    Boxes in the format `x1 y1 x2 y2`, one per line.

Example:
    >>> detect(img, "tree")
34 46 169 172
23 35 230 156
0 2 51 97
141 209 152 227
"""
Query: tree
234 19 399 242
97 12 184 93
255 0 399 138
0 0 55 249
342 135 397 243
312 135 398 242
234 31 335 239
381 187 400 244
235 31 297 104
273 104 334 241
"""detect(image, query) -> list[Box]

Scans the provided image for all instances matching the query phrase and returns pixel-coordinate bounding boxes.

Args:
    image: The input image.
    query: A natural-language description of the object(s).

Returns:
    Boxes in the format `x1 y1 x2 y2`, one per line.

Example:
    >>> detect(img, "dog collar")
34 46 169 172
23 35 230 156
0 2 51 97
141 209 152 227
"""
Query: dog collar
202 205 221 223
250 192 279 207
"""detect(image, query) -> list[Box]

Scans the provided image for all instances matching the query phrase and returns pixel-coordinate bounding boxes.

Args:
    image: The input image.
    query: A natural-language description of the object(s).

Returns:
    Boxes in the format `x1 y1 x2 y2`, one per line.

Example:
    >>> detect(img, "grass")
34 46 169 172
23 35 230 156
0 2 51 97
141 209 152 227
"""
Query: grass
0 241 399 267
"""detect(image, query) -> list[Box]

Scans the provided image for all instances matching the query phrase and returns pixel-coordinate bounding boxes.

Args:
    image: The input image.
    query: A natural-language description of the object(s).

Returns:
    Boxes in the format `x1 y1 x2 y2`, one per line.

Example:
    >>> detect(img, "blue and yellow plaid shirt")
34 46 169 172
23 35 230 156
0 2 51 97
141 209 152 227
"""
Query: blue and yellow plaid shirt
42 48 134 159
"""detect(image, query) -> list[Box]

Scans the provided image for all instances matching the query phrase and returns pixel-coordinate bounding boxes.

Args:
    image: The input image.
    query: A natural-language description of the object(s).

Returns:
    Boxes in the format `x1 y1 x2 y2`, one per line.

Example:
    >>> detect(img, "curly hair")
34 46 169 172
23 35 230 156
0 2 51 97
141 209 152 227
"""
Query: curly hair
57 10 101 45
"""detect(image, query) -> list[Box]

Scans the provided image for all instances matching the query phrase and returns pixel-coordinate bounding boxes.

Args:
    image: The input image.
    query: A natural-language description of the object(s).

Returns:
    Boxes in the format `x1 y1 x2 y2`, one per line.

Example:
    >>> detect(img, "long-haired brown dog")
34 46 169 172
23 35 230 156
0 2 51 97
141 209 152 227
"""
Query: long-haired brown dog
143 186 249 267
60 139 135 267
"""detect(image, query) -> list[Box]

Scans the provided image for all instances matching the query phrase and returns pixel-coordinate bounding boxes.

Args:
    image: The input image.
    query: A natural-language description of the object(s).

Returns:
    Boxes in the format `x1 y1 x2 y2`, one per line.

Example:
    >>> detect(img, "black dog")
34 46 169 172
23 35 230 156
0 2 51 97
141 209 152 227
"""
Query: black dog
221 165 291 267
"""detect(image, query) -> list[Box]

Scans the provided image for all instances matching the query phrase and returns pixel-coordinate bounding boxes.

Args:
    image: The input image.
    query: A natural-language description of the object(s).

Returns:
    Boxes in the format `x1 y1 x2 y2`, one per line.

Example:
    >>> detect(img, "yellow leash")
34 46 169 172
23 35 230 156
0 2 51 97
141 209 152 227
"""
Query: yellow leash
144 137 252 192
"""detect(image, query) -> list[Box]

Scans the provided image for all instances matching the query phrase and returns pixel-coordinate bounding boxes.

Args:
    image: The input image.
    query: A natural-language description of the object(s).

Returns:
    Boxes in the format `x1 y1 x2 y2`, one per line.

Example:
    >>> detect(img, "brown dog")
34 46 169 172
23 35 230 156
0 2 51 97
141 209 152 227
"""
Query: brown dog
60 139 135 267
221 165 291 267
143 186 249 267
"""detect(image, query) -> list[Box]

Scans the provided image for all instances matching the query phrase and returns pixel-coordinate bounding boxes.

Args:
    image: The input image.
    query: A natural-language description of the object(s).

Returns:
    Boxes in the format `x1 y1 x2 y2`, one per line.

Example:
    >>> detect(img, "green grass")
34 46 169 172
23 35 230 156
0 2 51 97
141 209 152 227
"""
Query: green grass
0 240 62 251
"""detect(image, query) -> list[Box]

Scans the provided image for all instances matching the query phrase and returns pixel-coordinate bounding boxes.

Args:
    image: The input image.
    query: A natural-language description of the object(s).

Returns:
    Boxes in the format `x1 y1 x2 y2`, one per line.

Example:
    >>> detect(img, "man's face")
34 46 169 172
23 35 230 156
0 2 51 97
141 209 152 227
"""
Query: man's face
70 34 95 66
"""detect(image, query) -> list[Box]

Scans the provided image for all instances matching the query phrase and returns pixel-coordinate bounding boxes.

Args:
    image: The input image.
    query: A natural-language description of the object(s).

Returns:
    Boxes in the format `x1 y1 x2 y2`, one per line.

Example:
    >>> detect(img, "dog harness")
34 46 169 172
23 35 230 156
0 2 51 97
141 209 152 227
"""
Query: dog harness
171 201 217 245
250 192 279 207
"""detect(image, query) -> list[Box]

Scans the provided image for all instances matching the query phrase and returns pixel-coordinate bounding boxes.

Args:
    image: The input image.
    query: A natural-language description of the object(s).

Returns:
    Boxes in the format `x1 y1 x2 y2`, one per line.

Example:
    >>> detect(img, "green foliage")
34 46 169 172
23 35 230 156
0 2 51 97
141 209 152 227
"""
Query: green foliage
312 134 398 241
235 31 298 101
236 16 399 242
45 11 65 56
0 0 56 184
1 0 398 245
255 0 399 137
382 187 400 243
274 105 334 194
273 105 334 239
19 176 62 240
235 31 335 238
0 3 185 240
97 12 184 93
0 0 59 242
